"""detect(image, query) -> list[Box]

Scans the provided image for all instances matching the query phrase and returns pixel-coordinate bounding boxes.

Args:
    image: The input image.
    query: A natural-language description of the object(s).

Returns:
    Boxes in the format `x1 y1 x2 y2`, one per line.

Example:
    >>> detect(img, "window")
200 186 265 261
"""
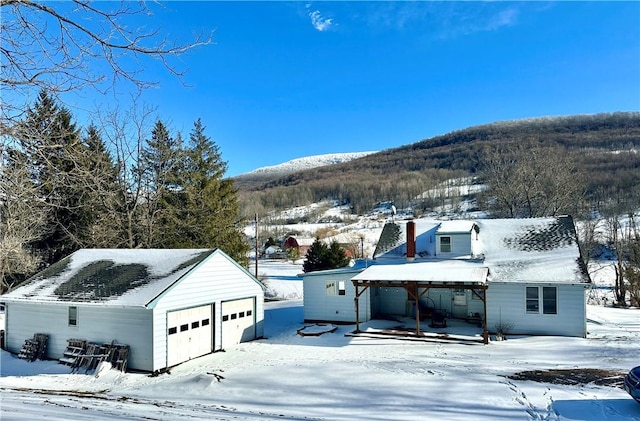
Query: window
202 318 210 326
246 310 252 317
230 313 237 320
440 236 451 253
543 287 557 315
180 324 188 332
168 327 178 335
191 321 200 329
526 286 557 314
239 311 245 318
68 306 78 326
453 288 466 305
526 287 539 313
326 281 337 296
326 280 347 296
222 315 229 321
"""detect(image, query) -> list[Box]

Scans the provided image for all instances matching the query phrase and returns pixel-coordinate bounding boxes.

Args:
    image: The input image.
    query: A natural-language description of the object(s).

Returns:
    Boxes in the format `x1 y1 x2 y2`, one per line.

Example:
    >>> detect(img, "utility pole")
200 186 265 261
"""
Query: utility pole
254 213 259 278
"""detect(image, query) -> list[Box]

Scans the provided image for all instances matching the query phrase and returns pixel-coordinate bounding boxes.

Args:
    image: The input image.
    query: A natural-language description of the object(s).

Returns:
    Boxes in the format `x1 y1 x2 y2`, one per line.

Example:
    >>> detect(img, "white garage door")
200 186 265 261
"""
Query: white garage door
167 304 213 367
221 298 256 349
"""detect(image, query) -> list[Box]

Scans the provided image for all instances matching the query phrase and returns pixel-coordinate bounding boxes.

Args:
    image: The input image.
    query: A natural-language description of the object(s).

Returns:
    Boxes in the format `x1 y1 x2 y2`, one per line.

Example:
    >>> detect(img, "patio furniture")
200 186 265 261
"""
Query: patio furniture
430 311 447 328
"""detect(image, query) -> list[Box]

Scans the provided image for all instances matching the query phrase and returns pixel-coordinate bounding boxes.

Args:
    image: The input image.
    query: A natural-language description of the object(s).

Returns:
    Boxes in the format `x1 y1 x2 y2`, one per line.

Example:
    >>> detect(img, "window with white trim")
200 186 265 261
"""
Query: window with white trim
338 281 346 296
526 286 557 315
440 236 451 253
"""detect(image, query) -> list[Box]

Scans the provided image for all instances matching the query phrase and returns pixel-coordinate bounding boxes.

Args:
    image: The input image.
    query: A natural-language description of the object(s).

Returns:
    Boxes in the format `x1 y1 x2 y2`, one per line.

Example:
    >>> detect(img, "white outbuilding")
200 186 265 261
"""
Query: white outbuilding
0 248 264 372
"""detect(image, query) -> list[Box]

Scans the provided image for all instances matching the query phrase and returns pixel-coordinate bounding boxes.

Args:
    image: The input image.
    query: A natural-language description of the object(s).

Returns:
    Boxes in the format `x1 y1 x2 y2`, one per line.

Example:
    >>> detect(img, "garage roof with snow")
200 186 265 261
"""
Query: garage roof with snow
2 249 215 306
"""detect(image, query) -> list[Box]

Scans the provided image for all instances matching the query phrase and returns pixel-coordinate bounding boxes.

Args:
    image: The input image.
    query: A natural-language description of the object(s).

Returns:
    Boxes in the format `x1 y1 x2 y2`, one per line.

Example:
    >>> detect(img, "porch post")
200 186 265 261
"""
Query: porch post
354 282 360 333
482 287 489 344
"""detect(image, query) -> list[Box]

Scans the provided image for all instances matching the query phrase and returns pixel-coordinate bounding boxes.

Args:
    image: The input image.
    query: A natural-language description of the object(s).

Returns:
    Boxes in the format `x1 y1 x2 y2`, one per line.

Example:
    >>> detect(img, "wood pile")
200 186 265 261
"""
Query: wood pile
58 339 129 374
17 333 49 361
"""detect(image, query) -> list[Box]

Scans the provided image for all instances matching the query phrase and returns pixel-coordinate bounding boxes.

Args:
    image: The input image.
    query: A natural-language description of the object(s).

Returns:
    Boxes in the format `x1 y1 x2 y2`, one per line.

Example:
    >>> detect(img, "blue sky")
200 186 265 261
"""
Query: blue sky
79 2 640 176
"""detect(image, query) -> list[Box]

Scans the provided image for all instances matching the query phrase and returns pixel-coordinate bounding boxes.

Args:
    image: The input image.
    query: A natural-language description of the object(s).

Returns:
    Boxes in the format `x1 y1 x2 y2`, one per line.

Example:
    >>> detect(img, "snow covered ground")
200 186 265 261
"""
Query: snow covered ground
1 259 639 421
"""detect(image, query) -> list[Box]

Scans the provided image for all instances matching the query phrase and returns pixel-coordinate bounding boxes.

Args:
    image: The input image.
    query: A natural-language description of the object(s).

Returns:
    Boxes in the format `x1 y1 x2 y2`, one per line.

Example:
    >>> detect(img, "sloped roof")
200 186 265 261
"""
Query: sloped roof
373 220 439 259
1 249 216 306
284 236 316 247
476 216 590 284
352 260 488 284
437 220 477 234
367 216 590 285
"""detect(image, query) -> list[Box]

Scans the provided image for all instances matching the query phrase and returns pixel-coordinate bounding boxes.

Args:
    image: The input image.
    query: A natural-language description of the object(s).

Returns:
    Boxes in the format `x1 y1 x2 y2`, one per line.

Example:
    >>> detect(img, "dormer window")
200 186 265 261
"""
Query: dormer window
440 236 451 253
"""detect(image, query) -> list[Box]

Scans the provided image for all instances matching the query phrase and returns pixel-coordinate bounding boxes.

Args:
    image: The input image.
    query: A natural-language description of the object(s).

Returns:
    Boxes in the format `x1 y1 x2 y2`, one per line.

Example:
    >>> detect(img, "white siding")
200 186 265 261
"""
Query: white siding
303 272 370 322
418 288 485 319
4 301 153 370
486 283 587 337
378 287 408 316
152 252 264 371
436 233 471 257
420 289 452 315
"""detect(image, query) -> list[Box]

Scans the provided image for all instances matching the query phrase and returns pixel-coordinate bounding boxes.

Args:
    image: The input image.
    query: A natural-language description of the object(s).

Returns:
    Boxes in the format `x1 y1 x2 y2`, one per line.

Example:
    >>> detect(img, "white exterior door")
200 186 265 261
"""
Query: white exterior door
221 298 255 349
167 304 213 367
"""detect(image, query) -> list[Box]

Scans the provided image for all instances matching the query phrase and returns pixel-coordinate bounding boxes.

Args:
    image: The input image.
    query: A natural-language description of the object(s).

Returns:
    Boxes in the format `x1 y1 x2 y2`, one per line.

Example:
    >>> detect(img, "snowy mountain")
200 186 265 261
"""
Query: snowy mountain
240 151 377 177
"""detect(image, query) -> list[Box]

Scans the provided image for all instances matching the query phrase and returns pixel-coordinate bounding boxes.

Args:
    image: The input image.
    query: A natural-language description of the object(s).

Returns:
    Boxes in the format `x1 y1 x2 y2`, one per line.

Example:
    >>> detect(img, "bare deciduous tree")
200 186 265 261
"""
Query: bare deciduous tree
480 141 585 218
0 148 49 292
1 0 212 135
97 99 157 249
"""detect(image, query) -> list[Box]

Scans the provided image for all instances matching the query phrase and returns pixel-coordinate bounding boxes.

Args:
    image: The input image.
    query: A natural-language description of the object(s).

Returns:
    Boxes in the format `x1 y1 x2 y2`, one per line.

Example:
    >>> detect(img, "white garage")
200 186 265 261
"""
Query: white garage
1 248 265 372
221 298 256 349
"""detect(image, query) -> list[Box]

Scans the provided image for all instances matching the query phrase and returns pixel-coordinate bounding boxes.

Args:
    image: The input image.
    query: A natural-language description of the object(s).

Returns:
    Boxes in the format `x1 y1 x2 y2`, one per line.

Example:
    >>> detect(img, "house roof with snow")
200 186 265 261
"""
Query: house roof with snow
352 259 489 284
283 236 316 248
476 216 590 284
373 220 439 259
367 216 590 285
1 248 227 306
436 220 478 234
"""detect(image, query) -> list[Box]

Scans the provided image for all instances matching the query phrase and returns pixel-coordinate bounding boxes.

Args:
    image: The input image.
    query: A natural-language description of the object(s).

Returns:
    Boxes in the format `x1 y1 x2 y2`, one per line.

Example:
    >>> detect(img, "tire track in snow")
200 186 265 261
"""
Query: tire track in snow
2 387 327 420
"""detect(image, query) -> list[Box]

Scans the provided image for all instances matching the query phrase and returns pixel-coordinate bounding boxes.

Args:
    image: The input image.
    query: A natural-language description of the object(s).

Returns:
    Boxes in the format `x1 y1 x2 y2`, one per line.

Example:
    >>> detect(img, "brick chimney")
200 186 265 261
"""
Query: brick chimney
406 220 416 260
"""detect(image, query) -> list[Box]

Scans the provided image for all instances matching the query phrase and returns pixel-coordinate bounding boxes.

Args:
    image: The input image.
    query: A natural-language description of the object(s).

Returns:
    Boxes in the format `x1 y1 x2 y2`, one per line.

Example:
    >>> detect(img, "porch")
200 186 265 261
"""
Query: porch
345 314 487 345
350 261 490 344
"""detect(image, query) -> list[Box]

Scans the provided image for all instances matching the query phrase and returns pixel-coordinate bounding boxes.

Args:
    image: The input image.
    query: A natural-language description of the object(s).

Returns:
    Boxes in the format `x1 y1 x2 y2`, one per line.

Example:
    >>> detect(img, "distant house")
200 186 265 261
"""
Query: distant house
282 236 316 256
303 216 591 340
0 249 265 372
264 245 286 259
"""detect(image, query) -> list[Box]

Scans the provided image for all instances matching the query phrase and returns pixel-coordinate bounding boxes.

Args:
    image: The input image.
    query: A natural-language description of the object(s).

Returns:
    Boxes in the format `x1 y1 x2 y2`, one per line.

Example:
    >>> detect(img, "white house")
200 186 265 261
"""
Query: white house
0 248 265 372
302 216 591 340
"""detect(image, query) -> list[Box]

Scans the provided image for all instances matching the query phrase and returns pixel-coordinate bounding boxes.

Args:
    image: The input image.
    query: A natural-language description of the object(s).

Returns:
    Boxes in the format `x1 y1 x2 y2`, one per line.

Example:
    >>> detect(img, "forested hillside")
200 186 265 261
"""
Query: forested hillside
236 112 640 218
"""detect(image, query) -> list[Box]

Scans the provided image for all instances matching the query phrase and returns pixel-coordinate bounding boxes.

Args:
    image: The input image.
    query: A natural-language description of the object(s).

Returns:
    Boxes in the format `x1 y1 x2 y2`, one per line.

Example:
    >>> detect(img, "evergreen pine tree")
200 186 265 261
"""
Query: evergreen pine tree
140 119 183 247
302 238 329 273
303 238 349 273
17 90 91 264
80 125 121 247
170 119 248 263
